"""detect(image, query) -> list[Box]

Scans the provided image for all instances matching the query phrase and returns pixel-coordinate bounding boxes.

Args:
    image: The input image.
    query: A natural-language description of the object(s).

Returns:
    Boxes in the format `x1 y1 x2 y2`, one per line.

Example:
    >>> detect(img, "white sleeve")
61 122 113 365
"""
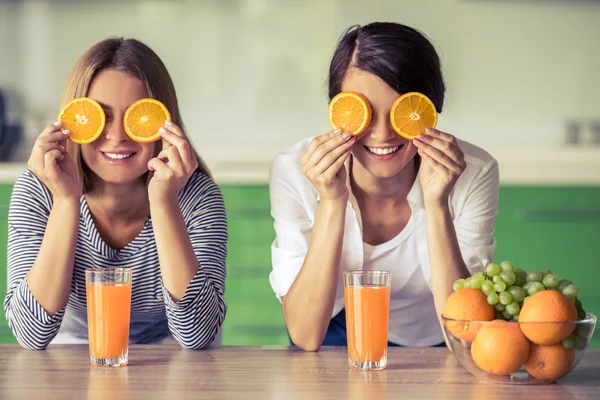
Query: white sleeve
268 155 313 301
455 159 500 274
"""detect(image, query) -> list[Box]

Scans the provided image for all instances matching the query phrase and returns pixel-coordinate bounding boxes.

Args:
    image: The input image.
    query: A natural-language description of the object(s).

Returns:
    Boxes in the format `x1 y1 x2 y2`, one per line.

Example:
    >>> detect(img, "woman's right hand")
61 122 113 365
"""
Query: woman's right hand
27 121 81 201
300 128 355 203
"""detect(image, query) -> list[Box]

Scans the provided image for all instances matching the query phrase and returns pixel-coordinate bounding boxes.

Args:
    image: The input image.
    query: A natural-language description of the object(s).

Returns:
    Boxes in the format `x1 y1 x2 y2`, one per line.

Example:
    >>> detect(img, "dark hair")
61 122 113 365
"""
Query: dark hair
327 22 445 113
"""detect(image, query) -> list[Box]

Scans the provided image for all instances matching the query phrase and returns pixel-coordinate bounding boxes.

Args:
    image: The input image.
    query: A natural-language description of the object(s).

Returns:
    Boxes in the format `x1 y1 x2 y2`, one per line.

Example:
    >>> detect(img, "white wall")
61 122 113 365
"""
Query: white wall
1 0 598 161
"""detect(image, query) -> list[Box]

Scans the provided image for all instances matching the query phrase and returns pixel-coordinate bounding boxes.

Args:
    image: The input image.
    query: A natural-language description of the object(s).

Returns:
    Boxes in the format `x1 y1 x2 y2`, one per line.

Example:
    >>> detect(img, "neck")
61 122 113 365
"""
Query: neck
350 156 418 203
85 178 150 222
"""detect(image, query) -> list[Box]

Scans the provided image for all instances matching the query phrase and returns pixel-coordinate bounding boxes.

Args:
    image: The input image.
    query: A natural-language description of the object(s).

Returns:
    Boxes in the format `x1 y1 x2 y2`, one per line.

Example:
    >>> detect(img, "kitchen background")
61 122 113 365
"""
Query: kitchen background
0 0 599 346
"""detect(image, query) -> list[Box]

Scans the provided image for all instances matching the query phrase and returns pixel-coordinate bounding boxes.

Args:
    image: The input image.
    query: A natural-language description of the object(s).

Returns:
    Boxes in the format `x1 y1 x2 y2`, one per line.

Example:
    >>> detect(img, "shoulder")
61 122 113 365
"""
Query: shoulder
457 139 498 175
10 169 53 211
179 172 225 214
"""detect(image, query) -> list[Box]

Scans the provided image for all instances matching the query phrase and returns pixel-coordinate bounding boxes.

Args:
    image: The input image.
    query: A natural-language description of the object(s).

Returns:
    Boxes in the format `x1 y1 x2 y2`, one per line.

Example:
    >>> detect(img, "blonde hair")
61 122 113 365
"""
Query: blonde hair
61 37 211 193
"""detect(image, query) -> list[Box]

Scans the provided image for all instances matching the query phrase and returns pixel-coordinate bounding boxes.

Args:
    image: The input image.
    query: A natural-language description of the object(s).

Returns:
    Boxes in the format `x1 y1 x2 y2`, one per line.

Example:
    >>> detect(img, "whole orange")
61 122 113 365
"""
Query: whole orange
442 288 494 341
524 343 575 382
471 320 531 375
519 290 577 345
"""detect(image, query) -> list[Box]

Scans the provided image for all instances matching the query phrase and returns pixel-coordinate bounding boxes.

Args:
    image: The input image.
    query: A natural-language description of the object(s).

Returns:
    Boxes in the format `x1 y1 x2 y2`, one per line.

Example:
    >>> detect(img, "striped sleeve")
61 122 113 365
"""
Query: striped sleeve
3 170 65 350
162 173 228 350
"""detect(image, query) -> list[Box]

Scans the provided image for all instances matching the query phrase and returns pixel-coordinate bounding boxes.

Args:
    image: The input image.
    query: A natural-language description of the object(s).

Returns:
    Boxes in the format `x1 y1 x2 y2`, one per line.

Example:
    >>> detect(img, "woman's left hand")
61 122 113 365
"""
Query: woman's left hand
413 128 466 209
148 121 198 204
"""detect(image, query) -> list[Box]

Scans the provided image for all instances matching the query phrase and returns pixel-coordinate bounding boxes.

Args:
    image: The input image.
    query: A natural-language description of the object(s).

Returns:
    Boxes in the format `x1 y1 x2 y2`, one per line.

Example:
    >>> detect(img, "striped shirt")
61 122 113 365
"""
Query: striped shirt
4 169 227 350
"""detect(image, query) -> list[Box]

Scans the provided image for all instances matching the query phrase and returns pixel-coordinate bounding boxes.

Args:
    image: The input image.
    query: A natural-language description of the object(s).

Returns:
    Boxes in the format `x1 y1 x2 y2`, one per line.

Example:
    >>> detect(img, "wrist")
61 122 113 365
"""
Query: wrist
424 198 450 214
53 196 81 209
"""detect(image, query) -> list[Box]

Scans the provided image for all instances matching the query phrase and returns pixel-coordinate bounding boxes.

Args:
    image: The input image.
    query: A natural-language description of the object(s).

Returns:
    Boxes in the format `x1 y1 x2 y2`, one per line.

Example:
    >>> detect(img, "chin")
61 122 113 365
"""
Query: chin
351 143 418 179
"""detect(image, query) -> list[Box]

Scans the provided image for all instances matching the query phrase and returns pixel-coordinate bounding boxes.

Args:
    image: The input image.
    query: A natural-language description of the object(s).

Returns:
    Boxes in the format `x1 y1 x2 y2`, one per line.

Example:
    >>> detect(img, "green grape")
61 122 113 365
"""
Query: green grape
511 315 519 322
472 272 486 283
527 282 545 296
506 302 520 316
502 310 513 320
523 296 530 303
574 297 583 310
487 292 499 306
463 280 471 289
514 269 527 287
486 263 501 277
527 271 542 283
499 291 513 305
494 281 507 293
507 286 527 303
494 303 506 312
481 281 495 296
542 274 560 289
500 271 516 286
558 279 572 291
563 335 576 349
499 261 515 272
495 311 505 320
522 281 533 291
563 284 580 298
541 269 552 278
469 278 483 290
578 308 587 320
492 275 502 284
453 279 466 291
575 336 587 350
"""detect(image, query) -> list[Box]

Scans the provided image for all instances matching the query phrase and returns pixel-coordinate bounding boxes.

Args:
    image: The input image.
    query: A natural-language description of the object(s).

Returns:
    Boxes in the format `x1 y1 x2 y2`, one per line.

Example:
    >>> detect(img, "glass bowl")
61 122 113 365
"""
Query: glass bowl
441 313 597 384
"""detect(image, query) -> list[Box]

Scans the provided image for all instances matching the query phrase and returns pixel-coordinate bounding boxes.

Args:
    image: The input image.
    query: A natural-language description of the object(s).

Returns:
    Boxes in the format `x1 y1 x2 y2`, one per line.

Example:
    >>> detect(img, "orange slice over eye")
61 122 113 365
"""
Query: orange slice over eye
58 97 105 144
123 98 171 143
390 92 438 140
328 91 372 136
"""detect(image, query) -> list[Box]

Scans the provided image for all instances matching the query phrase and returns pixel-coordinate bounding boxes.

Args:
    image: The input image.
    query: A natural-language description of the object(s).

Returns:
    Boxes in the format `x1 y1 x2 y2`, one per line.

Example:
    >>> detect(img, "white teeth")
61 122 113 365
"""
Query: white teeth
366 146 400 155
103 152 133 160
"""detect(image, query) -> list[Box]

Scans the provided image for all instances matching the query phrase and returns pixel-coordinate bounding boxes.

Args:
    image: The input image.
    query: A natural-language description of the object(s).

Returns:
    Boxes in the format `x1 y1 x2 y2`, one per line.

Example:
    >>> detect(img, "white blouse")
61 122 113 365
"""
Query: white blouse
268 137 499 346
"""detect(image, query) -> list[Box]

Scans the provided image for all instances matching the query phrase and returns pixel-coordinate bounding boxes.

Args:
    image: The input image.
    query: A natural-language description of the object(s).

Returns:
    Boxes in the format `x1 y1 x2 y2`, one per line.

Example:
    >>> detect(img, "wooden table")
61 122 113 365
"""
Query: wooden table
0 345 598 399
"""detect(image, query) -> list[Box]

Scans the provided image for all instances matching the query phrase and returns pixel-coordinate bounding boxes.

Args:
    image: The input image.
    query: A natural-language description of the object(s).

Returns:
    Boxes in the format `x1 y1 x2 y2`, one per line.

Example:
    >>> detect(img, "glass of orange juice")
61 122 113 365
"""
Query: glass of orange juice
343 270 391 371
85 268 132 367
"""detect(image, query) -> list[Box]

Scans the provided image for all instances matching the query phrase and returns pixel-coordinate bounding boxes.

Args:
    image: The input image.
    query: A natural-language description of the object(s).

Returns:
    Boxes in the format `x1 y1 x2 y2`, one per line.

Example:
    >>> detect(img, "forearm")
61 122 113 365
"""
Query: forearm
25 198 80 315
425 203 470 317
283 199 347 351
151 199 198 302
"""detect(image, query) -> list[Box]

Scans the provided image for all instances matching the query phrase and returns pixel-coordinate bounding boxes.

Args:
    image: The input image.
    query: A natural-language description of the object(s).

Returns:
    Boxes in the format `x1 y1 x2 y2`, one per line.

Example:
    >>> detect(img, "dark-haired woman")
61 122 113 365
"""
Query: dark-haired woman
268 22 499 351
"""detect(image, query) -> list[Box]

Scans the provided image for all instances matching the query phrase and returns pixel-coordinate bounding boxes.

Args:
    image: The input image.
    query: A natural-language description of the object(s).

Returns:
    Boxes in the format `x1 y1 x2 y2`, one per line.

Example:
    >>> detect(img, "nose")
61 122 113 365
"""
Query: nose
368 114 397 143
104 114 130 143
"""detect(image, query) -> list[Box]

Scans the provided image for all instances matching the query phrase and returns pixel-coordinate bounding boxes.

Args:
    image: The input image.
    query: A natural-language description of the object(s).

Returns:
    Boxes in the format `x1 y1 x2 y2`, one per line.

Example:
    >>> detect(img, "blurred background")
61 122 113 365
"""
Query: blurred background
0 0 599 346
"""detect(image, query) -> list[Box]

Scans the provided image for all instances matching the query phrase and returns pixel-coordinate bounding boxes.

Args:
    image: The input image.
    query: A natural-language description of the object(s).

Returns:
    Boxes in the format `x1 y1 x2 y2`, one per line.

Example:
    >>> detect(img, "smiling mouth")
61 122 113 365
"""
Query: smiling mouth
102 152 136 160
364 145 402 155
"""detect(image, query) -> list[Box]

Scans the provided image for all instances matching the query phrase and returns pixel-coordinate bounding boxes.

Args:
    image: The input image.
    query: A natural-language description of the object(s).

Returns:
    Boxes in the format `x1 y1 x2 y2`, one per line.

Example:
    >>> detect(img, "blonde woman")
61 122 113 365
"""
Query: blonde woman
4 38 227 350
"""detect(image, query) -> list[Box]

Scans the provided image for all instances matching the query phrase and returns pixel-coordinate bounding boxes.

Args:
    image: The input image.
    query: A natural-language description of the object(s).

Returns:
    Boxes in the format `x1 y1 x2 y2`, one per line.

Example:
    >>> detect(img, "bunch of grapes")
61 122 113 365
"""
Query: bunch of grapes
453 261 586 323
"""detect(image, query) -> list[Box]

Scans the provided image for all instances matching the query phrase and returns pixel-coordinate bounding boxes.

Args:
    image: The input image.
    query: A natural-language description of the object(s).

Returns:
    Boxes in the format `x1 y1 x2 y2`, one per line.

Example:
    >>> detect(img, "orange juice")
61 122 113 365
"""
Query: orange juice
86 282 132 359
344 284 390 363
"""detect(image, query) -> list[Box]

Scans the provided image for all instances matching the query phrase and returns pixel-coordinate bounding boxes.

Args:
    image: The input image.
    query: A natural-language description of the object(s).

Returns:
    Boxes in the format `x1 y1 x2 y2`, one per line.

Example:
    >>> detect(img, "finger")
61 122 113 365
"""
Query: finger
414 139 462 174
159 127 193 167
425 127 455 144
418 148 447 176
164 146 184 176
164 121 184 137
415 135 464 170
322 147 352 181
311 137 355 176
43 149 64 180
40 128 71 144
40 121 63 137
147 157 171 176
301 128 342 165
305 131 354 169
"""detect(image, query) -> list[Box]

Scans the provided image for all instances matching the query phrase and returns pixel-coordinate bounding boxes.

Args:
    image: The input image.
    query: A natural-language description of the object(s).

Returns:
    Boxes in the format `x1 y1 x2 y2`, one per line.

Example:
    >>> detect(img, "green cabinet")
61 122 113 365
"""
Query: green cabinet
0 182 598 348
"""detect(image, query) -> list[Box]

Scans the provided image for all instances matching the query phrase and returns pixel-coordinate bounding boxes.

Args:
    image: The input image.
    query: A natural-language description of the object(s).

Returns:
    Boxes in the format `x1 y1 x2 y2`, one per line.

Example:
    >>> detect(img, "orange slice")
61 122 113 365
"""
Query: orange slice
123 98 171 143
58 97 105 144
328 91 372 136
390 92 438 140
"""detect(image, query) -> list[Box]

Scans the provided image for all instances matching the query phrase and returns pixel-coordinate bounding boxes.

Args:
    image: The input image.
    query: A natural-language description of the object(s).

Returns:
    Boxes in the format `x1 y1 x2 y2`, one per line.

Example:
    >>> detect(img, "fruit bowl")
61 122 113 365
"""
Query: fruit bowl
441 313 597 384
